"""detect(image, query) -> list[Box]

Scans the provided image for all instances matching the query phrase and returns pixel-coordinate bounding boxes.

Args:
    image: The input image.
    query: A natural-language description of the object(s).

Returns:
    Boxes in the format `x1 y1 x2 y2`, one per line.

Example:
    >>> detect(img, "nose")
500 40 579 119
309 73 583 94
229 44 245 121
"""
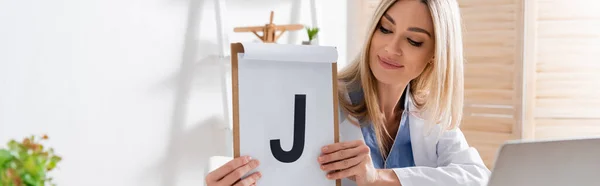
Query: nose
384 38 403 57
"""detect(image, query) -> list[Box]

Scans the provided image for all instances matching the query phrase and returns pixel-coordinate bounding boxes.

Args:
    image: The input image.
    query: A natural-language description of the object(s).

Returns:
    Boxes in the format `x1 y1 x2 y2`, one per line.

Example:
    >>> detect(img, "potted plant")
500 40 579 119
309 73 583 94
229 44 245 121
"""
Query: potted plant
0 134 62 186
302 26 320 45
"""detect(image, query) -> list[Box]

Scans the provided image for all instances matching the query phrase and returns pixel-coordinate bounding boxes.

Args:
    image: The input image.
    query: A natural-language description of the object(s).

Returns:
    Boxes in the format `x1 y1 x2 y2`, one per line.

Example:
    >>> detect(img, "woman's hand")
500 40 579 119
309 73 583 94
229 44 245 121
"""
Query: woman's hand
205 156 262 186
318 140 378 186
318 140 402 186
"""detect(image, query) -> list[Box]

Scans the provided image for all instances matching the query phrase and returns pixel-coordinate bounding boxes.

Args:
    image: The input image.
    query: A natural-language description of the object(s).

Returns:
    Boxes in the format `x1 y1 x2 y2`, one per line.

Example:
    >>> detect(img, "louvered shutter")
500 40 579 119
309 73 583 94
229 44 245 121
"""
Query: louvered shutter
533 0 600 139
458 0 523 168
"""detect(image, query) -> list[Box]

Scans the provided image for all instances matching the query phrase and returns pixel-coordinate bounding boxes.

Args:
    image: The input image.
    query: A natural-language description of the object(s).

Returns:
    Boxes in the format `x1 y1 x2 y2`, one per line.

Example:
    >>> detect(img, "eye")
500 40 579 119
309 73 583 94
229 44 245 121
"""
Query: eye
378 24 393 34
407 38 423 47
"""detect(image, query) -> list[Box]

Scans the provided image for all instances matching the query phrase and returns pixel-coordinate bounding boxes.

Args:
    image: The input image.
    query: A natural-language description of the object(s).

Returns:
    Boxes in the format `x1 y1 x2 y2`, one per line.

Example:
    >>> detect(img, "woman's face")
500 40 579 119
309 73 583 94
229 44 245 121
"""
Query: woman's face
369 0 435 86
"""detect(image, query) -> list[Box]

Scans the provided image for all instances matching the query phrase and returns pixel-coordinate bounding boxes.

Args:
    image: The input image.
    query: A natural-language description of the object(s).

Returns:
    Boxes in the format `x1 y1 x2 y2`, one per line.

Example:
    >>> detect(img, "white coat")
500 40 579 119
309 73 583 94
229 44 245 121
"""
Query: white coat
339 91 491 186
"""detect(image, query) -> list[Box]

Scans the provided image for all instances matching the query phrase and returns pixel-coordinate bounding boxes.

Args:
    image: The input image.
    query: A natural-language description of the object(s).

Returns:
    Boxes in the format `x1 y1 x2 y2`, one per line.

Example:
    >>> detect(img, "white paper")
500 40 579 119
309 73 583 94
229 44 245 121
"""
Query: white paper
237 43 337 186
241 42 338 63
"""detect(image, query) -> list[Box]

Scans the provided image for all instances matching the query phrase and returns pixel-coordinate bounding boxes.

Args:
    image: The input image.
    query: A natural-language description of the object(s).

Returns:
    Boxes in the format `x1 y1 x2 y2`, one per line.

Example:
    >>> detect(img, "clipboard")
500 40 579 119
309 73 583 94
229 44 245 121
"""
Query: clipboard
230 42 340 186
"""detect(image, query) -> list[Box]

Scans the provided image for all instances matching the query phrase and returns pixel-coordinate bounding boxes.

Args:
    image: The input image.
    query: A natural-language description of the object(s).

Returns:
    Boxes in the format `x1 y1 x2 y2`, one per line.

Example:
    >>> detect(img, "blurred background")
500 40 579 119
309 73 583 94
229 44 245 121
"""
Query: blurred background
1 0 599 185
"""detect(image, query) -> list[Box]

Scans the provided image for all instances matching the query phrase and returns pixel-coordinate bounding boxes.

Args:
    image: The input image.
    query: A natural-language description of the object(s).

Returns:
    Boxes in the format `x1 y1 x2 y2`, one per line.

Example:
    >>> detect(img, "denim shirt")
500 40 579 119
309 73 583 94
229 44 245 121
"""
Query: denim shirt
348 89 416 169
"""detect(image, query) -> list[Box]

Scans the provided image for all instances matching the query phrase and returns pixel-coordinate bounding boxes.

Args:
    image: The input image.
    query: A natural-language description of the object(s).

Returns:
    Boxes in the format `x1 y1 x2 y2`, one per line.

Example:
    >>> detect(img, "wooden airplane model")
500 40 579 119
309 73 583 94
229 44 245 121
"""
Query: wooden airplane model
234 11 304 43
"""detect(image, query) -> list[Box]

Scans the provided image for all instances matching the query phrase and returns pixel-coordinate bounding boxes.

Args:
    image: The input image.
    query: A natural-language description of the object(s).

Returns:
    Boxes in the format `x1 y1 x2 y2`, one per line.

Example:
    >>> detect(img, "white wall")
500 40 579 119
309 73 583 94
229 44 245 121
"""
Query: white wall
0 0 347 185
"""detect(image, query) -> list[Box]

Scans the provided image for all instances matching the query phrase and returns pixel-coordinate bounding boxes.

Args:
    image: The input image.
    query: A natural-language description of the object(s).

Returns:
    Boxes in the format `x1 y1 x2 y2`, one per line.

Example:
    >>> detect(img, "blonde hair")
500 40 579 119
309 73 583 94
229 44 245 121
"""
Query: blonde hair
338 0 464 159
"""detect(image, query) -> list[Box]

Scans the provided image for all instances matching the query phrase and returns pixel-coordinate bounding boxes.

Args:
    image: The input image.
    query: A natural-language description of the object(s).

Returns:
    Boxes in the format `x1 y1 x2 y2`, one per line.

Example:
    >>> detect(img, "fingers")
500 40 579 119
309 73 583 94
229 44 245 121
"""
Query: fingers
221 159 261 185
318 142 369 164
318 140 371 181
320 153 367 171
326 164 359 180
321 140 364 154
206 156 252 182
233 171 262 186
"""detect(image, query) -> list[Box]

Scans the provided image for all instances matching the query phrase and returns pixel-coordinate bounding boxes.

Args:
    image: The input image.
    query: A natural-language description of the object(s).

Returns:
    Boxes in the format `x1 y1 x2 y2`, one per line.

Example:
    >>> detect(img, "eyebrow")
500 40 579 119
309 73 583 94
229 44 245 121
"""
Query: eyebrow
383 14 432 38
408 27 432 38
383 14 396 25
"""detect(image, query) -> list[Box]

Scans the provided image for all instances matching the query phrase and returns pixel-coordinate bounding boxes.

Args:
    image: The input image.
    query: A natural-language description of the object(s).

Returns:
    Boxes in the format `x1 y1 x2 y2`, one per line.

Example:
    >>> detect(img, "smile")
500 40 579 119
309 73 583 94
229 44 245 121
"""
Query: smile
377 55 404 69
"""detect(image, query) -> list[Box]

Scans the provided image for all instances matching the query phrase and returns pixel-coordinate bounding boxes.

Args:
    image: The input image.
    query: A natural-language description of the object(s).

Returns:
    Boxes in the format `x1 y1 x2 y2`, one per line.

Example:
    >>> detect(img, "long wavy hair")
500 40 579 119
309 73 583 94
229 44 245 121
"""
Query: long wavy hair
338 0 465 159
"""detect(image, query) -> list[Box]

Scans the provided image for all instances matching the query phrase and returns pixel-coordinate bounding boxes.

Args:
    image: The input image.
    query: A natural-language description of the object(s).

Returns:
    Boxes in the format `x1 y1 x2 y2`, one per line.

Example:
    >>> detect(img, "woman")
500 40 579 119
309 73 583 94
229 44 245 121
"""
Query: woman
205 0 490 185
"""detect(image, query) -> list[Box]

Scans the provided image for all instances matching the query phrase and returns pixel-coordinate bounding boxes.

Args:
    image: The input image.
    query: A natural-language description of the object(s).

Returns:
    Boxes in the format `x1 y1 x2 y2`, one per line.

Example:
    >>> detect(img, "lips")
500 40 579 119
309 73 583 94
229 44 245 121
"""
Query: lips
377 55 403 69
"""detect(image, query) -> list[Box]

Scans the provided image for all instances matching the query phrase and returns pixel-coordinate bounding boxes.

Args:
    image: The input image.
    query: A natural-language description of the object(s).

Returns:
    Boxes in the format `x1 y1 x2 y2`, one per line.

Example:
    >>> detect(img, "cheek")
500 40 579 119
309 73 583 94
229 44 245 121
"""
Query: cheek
404 45 434 77
369 34 387 56
368 33 392 63
406 55 430 74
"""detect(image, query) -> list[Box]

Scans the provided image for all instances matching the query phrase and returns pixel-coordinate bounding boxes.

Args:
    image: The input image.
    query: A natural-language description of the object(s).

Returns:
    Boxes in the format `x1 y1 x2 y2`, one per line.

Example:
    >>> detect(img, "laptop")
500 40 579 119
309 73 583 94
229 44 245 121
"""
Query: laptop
487 137 600 186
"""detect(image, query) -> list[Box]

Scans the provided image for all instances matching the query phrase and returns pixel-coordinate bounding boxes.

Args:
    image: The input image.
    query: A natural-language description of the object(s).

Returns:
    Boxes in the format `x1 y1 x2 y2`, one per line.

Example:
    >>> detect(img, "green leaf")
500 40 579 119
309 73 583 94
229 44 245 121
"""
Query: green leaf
0 169 7 183
50 156 61 163
8 140 19 151
23 173 37 186
46 156 61 171
0 149 13 166
37 168 46 181
24 157 39 178
305 27 320 41
27 174 44 186
46 161 56 171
